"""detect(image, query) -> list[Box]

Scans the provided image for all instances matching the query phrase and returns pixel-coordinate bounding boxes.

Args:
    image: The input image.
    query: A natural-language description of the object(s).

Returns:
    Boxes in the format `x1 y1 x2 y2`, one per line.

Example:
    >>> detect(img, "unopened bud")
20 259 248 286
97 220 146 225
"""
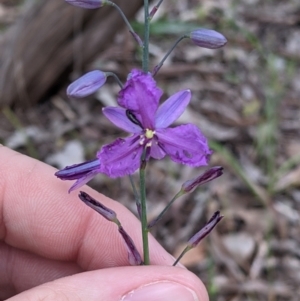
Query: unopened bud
65 0 106 9
78 191 117 222
190 28 227 49
67 70 107 98
182 166 223 193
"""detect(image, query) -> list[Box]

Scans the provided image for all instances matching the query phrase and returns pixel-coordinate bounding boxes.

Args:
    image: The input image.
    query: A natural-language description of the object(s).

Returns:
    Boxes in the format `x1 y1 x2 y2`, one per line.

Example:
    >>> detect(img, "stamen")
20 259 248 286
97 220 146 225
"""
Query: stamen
145 129 154 139
126 110 143 128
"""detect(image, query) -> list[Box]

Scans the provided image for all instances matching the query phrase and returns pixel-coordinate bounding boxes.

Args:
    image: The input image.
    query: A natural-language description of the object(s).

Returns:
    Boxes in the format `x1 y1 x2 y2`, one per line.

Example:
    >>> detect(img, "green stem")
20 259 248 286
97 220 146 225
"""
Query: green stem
139 150 149 264
173 246 191 266
152 35 187 76
148 190 184 228
142 0 150 72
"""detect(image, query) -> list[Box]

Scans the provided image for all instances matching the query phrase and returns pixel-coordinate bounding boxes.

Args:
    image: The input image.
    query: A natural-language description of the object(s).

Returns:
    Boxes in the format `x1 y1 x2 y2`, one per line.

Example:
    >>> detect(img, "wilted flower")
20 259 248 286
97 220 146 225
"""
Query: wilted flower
182 166 223 193
78 191 117 222
65 0 105 9
99 69 212 177
118 225 143 266
55 158 100 192
188 211 223 248
190 28 227 49
173 211 223 266
78 191 142 265
67 70 107 98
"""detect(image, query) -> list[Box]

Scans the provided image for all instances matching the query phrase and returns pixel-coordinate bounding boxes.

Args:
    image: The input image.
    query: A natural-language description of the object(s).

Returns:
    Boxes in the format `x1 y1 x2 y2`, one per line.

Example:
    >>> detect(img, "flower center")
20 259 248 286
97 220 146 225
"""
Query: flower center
145 129 154 139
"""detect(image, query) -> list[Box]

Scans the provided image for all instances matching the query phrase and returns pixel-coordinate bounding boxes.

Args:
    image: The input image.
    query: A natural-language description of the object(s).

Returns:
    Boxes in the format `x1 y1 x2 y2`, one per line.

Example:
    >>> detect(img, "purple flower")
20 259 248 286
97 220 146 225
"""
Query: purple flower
67 70 107 98
98 69 212 178
190 28 227 49
65 0 105 9
55 158 101 192
56 69 212 190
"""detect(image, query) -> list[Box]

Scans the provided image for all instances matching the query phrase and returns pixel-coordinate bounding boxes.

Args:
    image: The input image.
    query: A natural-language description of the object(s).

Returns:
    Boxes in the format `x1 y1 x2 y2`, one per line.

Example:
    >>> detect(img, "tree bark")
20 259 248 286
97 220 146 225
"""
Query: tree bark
0 0 143 107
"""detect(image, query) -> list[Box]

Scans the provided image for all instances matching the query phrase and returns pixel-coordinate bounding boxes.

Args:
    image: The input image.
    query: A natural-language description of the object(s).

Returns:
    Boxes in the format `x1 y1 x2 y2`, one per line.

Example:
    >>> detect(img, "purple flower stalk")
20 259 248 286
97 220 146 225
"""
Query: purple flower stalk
190 28 227 49
55 158 100 192
67 70 107 98
99 69 212 177
65 0 106 9
182 166 223 193
78 191 117 222
118 225 143 266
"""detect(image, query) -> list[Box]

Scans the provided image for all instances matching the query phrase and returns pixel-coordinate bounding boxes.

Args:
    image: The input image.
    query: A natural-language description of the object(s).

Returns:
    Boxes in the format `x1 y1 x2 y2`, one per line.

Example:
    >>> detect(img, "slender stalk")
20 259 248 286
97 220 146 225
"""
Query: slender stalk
173 246 191 266
106 72 123 88
107 1 143 46
148 190 184 228
139 149 149 264
142 0 150 72
152 35 187 76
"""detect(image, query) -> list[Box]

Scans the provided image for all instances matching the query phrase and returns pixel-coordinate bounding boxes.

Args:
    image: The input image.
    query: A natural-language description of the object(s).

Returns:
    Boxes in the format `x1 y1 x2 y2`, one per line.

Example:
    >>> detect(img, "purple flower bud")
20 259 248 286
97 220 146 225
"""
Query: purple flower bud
190 28 227 49
78 191 117 222
67 70 107 98
65 0 105 9
188 211 223 248
182 166 223 193
118 225 143 266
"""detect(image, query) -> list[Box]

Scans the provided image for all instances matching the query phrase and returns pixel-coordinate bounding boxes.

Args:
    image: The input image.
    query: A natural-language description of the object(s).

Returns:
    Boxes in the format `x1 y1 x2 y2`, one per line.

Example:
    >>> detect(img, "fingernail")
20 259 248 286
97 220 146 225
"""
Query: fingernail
121 281 199 301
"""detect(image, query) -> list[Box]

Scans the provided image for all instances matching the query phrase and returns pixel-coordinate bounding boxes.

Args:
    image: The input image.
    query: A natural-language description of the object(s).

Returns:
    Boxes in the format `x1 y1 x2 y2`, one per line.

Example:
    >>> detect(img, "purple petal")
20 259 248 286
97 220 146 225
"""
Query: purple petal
55 158 100 180
69 169 100 193
98 136 143 178
67 70 106 98
149 139 166 160
65 0 104 9
102 107 142 133
155 124 212 166
117 69 162 129
155 90 191 128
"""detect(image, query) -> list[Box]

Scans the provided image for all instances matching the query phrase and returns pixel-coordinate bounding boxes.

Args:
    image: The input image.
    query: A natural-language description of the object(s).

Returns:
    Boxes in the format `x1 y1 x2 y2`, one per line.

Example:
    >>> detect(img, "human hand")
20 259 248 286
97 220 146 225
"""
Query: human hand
0 146 209 301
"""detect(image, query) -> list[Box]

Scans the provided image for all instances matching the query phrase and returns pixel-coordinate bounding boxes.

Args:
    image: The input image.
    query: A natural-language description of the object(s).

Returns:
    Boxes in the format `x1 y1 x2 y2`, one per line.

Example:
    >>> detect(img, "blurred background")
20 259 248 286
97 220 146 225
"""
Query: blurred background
1 0 300 300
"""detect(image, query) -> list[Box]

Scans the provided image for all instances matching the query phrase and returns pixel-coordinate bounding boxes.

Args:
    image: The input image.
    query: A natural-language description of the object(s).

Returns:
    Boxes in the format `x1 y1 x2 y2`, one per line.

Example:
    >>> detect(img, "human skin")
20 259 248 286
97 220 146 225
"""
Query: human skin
0 146 209 301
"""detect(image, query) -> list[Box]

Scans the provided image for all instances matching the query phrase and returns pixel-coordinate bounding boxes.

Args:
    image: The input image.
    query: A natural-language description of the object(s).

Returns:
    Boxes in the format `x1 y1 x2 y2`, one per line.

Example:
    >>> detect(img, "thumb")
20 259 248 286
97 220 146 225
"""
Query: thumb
8 266 209 301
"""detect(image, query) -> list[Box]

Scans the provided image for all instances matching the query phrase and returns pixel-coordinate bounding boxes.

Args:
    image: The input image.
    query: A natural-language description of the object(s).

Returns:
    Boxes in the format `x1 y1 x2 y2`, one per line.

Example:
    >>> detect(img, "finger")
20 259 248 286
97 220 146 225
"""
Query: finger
7 266 209 301
0 146 174 269
0 242 82 300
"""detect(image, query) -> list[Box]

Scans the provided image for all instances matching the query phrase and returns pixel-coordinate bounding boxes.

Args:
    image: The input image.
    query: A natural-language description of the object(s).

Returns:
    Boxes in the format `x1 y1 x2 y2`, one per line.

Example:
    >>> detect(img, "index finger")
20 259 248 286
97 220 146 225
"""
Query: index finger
0 146 174 269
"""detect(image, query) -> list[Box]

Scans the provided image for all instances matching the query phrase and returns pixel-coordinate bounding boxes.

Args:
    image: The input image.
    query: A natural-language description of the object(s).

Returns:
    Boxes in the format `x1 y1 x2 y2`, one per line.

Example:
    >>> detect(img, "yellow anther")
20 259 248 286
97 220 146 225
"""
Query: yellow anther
145 129 154 139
